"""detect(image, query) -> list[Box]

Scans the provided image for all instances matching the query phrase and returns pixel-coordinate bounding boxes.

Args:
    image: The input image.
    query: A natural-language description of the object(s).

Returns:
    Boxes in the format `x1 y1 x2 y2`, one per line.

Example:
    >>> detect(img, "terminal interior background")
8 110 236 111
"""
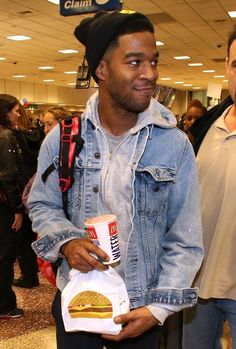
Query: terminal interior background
0 0 235 348
0 0 235 118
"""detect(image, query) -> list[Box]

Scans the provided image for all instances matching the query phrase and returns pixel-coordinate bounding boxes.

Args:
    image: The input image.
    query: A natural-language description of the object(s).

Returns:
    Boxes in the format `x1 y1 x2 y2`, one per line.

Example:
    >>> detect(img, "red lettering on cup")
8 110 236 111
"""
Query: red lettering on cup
108 221 117 237
87 226 98 239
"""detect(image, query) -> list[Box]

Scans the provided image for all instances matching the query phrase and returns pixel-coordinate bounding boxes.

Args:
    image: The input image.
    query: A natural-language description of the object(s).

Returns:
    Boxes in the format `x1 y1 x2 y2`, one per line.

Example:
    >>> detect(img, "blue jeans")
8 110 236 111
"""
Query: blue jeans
183 298 236 349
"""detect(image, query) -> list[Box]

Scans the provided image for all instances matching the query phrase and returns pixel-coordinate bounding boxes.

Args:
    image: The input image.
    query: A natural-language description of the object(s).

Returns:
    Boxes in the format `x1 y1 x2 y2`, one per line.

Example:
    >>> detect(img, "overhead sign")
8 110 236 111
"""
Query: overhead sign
60 0 122 16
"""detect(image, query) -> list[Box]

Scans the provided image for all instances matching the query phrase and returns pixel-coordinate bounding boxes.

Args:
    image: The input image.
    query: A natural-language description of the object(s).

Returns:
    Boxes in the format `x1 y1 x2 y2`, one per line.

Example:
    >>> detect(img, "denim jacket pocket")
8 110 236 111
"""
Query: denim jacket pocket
136 166 176 219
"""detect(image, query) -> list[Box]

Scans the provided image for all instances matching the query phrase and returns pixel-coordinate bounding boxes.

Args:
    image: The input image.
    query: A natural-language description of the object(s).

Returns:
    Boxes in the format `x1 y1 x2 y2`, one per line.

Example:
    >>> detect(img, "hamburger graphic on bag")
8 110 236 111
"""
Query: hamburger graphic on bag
68 291 113 319
61 268 130 334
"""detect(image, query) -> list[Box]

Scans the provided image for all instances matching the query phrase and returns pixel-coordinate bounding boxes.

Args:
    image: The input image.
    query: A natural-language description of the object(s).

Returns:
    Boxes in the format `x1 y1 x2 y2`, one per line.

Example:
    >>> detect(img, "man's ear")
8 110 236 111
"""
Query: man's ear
95 60 107 81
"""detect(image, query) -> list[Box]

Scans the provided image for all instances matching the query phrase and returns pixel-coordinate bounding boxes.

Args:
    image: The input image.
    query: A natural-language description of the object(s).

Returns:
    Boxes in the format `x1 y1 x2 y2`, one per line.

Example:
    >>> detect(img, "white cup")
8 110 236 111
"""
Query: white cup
84 214 120 265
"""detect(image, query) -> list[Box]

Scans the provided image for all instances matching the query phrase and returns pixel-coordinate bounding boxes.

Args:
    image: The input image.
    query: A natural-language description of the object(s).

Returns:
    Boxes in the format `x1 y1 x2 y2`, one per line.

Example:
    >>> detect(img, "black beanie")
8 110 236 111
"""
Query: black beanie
74 11 154 83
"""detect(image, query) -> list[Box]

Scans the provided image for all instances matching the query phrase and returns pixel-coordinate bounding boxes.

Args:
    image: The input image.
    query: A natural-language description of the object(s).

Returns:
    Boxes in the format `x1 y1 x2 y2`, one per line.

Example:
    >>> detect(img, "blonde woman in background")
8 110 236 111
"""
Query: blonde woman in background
14 106 71 289
44 107 71 135
21 106 72 206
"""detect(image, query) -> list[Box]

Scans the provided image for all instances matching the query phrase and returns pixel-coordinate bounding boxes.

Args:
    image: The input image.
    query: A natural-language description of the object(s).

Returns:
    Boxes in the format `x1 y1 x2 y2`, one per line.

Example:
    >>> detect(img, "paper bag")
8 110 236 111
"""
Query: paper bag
61 267 130 335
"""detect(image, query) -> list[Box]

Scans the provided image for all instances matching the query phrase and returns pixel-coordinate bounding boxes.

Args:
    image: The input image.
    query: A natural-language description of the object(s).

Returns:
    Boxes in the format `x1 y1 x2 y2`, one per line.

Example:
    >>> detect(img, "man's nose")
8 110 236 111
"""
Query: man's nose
140 62 157 81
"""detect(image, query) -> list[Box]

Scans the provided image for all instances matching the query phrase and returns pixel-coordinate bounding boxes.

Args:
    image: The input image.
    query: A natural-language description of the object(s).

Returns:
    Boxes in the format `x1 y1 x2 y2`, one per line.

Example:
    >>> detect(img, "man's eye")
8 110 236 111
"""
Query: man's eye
130 60 140 66
151 60 158 67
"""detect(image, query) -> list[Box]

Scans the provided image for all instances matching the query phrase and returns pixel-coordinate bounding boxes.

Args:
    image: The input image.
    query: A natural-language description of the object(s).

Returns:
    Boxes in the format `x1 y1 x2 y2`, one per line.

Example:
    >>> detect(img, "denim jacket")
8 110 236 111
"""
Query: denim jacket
28 93 203 311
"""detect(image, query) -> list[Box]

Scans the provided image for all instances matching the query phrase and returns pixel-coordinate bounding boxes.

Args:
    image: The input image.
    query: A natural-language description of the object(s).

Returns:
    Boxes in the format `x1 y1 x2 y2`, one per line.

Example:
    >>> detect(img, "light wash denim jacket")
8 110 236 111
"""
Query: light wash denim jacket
28 92 203 312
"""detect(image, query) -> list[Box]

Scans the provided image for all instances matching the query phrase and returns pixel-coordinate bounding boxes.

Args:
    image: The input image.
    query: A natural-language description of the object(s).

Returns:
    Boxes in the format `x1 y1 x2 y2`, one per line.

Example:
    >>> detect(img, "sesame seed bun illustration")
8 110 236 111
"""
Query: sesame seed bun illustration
68 291 113 319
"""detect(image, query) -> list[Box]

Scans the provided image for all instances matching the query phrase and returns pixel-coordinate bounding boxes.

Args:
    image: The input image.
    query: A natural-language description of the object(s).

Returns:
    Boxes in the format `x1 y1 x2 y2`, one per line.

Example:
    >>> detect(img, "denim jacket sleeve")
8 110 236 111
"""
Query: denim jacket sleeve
148 137 204 310
28 125 85 262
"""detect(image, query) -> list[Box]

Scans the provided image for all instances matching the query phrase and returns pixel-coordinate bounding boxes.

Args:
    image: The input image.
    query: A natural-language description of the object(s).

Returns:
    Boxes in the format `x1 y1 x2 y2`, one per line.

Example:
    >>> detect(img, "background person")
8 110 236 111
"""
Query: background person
183 25 236 349
21 105 72 209
0 94 25 318
43 107 71 135
178 99 207 134
19 106 72 287
12 104 43 289
28 11 203 349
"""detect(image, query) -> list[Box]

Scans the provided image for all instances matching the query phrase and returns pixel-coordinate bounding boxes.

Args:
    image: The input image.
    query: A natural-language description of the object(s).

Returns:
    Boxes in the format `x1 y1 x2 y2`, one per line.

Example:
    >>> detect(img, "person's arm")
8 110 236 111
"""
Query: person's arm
0 130 24 213
28 125 108 271
156 137 203 292
102 307 160 341
104 136 203 341
11 213 23 232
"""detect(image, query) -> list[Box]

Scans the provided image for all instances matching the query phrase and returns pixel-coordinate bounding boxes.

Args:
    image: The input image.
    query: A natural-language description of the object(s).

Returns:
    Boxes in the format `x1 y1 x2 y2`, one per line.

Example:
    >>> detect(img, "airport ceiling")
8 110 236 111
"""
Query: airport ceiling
0 0 235 91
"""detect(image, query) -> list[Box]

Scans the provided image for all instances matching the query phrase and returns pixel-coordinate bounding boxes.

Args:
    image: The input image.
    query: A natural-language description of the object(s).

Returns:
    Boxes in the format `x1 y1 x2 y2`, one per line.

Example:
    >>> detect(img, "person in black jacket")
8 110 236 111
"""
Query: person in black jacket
0 94 25 318
13 104 43 288
12 104 44 289
188 95 233 154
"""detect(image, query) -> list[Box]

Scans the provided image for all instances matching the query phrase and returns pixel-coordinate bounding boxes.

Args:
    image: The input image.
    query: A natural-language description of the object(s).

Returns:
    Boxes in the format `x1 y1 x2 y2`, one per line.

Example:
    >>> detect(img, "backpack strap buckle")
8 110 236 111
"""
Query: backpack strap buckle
61 134 71 142
59 178 71 193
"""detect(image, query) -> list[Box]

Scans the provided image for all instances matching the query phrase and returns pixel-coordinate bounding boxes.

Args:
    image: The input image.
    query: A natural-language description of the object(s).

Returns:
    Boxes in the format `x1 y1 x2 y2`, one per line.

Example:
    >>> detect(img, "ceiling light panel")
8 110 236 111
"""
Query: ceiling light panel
174 56 190 60
58 49 78 54
7 35 31 41
188 63 203 66
228 11 236 18
48 0 59 4
38 66 54 70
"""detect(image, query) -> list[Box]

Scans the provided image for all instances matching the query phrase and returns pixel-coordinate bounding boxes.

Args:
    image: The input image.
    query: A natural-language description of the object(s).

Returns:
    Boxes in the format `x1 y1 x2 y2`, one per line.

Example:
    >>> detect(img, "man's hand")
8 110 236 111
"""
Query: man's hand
102 307 160 341
12 213 23 232
61 238 110 272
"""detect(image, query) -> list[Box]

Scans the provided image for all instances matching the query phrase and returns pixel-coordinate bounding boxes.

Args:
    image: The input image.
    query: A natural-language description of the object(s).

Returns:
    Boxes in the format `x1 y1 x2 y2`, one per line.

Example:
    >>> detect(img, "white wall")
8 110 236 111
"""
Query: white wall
0 79 96 106
0 79 195 118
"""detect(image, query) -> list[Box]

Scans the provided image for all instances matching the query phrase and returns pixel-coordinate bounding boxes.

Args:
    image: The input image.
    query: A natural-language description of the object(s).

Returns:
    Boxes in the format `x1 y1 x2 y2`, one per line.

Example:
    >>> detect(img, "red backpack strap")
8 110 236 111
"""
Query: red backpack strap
41 116 84 217
59 116 84 217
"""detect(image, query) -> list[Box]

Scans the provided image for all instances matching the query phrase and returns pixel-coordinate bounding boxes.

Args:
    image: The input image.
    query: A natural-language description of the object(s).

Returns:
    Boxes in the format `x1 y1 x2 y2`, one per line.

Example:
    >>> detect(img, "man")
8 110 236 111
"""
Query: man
183 25 236 349
28 11 203 349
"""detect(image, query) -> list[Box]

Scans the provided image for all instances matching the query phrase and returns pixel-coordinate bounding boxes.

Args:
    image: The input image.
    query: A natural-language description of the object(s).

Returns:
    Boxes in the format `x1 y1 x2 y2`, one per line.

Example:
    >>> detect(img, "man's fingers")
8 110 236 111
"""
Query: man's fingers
67 244 108 272
12 221 20 231
62 238 110 272
102 326 129 341
89 243 110 264
114 312 130 324
75 240 110 270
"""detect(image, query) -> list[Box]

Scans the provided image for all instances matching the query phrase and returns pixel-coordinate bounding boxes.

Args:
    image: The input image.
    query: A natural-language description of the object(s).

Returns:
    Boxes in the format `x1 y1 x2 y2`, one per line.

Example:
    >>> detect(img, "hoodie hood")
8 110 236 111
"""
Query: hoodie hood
82 92 176 136
131 97 177 134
